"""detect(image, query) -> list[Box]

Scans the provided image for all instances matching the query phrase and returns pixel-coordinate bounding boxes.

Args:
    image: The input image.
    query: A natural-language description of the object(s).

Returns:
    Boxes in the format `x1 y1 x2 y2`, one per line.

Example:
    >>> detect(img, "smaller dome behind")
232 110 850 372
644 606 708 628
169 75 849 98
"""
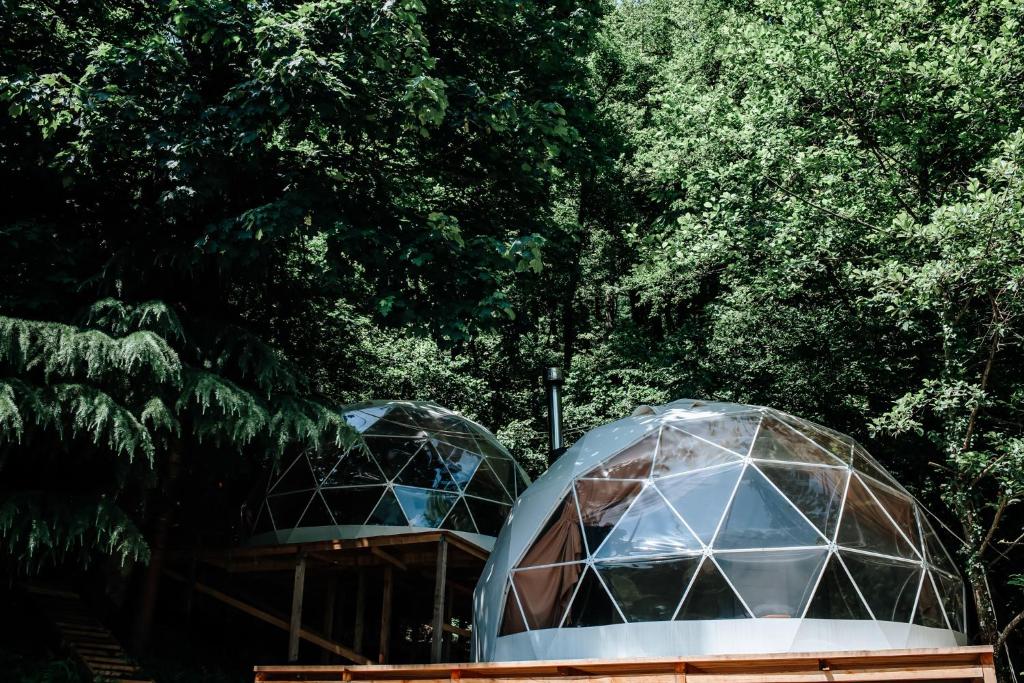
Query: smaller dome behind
248 401 530 544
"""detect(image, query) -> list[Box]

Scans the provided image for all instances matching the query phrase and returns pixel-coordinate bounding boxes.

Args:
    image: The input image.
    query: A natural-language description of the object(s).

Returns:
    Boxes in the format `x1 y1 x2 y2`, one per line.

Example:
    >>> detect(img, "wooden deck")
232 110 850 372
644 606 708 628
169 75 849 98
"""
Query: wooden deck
254 646 995 683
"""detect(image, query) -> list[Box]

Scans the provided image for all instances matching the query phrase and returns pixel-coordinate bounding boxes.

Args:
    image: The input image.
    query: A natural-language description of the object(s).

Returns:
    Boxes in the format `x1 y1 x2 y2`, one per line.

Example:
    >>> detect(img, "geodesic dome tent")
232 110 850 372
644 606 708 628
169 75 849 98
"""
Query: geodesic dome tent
248 401 530 549
473 400 966 662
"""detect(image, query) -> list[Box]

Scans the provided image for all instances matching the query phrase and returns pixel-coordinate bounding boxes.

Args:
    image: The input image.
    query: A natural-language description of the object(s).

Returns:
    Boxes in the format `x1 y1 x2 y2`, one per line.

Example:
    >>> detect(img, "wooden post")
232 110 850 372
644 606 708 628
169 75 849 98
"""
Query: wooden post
288 553 307 662
430 536 448 663
378 566 393 664
354 570 366 654
443 577 453 662
321 574 338 663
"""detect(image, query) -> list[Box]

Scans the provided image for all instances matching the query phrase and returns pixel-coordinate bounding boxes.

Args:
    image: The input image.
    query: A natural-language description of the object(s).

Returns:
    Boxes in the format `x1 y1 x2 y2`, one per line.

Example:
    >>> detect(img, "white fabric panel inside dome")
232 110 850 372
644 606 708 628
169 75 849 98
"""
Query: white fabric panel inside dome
248 401 529 546
473 402 966 662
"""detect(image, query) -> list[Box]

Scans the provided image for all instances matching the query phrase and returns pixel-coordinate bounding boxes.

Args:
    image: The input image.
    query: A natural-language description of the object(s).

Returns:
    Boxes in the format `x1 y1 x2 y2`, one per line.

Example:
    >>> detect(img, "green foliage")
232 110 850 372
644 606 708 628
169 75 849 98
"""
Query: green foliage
578 0 1024 655
0 0 602 577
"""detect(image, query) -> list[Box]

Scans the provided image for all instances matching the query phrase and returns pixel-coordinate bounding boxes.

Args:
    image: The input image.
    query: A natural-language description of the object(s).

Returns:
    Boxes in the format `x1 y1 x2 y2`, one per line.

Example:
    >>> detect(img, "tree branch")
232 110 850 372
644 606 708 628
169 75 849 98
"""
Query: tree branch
960 296 1001 455
995 609 1024 653
978 493 1007 557
762 175 884 233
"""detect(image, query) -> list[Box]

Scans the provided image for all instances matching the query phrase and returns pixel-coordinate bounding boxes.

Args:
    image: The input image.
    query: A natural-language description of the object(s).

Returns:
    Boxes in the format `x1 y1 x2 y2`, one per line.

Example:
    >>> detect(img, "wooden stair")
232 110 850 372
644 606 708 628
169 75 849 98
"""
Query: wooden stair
25 583 154 683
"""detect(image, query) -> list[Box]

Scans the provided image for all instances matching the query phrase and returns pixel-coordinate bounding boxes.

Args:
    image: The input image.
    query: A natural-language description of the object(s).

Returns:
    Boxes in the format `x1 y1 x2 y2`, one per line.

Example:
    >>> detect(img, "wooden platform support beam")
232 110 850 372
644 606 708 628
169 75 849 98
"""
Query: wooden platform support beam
288 553 307 662
430 536 448 663
165 570 370 664
378 566 393 664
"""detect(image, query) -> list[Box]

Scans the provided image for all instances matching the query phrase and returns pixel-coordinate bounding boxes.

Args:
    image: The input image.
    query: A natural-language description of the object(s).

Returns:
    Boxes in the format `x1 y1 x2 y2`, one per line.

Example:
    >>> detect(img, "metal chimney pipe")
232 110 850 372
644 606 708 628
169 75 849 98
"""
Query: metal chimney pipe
544 367 565 463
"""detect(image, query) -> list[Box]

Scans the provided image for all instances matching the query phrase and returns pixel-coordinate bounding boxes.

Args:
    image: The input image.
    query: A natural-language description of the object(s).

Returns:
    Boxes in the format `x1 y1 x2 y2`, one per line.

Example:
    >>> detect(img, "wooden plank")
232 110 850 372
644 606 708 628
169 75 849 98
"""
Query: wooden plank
378 566 393 664
978 652 996 683
322 574 338 664
430 536 448 664
289 553 307 662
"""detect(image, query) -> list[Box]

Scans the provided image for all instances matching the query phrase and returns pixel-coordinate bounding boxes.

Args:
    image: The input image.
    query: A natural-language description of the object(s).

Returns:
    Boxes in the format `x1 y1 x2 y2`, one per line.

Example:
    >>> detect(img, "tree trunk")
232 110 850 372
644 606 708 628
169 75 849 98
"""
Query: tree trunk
133 442 183 653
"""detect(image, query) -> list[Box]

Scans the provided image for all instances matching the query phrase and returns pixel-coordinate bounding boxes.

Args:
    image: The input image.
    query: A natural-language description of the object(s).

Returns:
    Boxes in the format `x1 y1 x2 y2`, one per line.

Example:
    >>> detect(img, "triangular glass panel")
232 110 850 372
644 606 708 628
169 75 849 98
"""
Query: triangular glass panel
583 431 658 479
756 463 848 540
594 487 701 559
321 485 387 525
840 551 920 622
440 497 478 534
575 479 643 554
597 557 700 622
466 459 513 503
471 427 515 460
320 445 385 487
485 457 518 499
267 491 315 529
364 436 423 480
308 451 342 485
296 491 335 526
714 466 824 548
716 548 827 618
379 403 421 428
342 403 390 433
668 413 761 457
395 440 459 491
767 410 854 464
920 512 959 576
251 501 275 534
751 416 847 466
862 478 921 557
363 405 425 439
652 426 741 478
837 476 917 559
465 497 512 537
852 445 904 491
806 424 855 465
269 454 317 494
511 563 585 630
562 566 623 627
914 572 947 629
366 488 407 526
434 441 484 490
519 496 584 567
393 485 458 528
934 571 965 632
805 555 871 620
675 558 750 620
657 464 743 544
500 581 528 636
444 425 486 455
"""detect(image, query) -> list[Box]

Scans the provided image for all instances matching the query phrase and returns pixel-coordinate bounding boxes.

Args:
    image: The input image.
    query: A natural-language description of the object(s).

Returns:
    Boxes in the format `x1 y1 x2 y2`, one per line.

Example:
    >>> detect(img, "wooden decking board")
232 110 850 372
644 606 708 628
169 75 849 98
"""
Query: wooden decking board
253 647 995 683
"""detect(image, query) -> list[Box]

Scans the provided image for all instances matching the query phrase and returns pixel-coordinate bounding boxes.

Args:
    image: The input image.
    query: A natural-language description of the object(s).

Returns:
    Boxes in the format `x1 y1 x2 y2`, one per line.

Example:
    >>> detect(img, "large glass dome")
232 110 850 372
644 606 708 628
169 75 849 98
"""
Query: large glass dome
473 400 966 661
249 401 530 548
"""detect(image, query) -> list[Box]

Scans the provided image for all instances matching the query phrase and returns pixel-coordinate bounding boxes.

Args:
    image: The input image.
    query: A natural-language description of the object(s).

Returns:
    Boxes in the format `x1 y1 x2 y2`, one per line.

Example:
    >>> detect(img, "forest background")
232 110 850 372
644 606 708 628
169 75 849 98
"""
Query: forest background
1 0 1023 678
